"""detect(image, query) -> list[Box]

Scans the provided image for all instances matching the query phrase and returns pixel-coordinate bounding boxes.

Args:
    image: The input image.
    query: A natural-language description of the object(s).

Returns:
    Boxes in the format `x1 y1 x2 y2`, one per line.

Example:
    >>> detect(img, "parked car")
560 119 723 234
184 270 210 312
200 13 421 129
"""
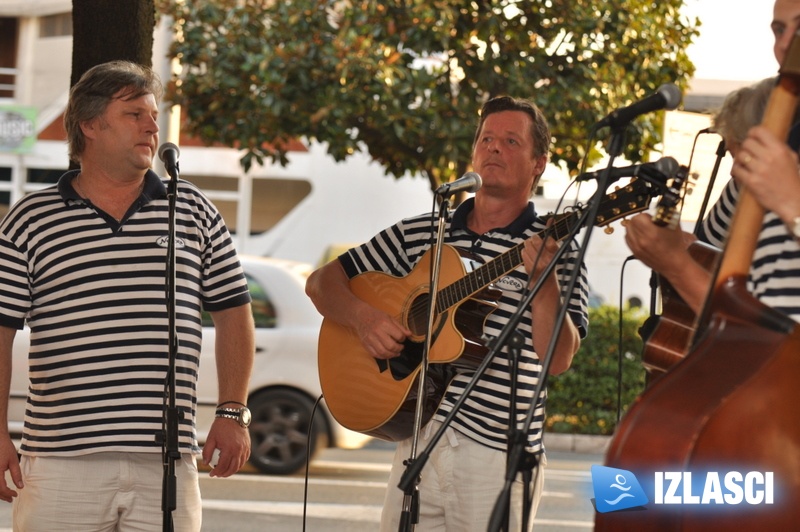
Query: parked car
7 255 371 475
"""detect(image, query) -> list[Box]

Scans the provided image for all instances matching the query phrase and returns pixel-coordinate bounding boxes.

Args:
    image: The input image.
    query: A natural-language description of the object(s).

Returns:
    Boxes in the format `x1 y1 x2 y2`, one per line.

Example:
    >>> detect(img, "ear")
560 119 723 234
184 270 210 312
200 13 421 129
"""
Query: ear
79 118 98 141
532 154 548 179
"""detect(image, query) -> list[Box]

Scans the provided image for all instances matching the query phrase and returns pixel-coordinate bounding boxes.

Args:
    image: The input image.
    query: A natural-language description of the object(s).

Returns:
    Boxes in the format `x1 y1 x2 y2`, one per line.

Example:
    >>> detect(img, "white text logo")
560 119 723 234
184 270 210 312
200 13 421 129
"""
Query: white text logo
654 471 773 505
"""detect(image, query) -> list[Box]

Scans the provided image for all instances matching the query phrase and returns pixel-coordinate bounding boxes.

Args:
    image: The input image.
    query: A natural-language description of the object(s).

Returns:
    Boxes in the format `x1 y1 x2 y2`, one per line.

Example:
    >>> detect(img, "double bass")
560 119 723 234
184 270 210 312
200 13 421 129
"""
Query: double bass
595 36 800 530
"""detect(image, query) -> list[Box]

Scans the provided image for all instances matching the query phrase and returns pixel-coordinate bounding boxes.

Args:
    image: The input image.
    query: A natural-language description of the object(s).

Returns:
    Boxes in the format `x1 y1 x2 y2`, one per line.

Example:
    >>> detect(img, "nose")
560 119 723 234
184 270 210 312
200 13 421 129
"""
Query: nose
145 113 159 134
775 29 795 65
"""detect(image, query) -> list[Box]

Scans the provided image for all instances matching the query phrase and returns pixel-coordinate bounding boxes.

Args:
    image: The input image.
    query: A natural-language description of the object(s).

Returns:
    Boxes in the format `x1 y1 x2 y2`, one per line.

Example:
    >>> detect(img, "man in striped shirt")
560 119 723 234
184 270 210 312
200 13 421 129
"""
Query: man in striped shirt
624 0 800 324
0 61 254 531
306 96 588 530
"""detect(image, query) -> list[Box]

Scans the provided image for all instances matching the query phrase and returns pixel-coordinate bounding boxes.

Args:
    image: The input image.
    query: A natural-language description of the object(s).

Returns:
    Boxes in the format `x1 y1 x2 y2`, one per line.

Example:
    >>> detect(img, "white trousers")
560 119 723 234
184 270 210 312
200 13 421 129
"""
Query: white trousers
380 422 546 532
13 452 202 532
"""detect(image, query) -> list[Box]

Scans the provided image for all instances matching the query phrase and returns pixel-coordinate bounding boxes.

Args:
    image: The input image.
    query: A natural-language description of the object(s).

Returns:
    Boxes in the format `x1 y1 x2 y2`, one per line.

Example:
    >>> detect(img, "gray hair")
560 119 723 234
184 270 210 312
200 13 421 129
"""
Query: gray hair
712 77 776 147
64 60 162 162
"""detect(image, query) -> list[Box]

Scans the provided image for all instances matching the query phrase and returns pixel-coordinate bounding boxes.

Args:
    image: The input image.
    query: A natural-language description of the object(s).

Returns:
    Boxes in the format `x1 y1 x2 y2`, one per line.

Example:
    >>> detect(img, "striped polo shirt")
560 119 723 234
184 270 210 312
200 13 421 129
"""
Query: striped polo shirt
0 169 251 456
339 198 589 453
698 178 800 322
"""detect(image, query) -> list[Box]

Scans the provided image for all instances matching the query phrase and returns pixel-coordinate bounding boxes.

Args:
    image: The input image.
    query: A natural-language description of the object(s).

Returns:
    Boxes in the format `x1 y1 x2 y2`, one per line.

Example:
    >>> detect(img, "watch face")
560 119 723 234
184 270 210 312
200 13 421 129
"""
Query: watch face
241 407 252 427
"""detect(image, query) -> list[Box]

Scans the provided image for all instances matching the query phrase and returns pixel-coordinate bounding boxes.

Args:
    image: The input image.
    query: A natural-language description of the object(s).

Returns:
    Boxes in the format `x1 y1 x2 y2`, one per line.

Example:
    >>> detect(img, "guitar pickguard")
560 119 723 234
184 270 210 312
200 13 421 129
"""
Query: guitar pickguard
375 309 450 380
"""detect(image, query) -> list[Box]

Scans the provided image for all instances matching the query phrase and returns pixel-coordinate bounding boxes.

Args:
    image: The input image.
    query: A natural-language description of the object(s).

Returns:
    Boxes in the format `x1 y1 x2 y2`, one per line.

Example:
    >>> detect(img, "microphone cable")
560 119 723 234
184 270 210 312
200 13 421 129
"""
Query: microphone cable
615 255 642 425
301 394 325 532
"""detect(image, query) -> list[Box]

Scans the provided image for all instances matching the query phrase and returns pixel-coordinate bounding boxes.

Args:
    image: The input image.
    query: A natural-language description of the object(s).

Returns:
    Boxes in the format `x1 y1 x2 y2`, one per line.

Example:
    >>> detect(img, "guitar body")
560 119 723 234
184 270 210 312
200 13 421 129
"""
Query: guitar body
317 178 665 440
317 245 501 441
642 241 721 376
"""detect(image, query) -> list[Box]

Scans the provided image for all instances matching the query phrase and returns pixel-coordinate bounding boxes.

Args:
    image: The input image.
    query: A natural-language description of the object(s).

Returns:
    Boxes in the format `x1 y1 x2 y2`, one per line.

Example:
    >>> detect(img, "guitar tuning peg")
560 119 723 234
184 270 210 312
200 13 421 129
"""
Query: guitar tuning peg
605 226 615 235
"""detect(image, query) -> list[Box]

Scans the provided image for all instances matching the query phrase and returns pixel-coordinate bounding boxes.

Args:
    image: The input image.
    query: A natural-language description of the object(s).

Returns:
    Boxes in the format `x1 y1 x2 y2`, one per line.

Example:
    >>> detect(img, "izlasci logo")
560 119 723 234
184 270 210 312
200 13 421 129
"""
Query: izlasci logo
591 465 649 513
591 465 776 513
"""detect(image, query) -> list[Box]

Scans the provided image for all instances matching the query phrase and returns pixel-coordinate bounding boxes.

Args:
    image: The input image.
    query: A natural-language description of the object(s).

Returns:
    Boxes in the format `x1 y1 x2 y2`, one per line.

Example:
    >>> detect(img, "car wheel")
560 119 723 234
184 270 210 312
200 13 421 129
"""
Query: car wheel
247 388 330 475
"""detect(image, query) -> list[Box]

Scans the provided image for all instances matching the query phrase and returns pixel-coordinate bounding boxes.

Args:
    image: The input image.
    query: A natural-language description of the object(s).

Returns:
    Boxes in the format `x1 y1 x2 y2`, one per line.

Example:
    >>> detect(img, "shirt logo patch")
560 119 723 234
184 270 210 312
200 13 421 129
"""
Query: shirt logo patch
156 236 186 249
496 276 524 292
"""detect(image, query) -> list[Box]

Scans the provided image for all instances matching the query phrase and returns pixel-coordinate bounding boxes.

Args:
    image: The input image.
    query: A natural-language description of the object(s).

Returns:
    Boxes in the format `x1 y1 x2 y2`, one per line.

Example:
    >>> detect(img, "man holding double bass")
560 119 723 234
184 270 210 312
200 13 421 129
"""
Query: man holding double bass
600 0 800 529
625 0 800 324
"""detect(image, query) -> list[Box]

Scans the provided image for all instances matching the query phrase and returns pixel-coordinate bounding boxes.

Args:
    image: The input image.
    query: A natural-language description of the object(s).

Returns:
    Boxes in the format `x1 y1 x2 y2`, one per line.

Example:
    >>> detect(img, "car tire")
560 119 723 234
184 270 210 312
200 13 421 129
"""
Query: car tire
247 388 330 475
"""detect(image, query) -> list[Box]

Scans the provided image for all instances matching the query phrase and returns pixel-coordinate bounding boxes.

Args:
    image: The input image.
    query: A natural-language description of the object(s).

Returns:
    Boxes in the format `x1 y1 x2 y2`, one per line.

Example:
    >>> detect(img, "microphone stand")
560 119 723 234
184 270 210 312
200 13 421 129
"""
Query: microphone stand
397 196 452 532
156 159 181 532
693 138 726 235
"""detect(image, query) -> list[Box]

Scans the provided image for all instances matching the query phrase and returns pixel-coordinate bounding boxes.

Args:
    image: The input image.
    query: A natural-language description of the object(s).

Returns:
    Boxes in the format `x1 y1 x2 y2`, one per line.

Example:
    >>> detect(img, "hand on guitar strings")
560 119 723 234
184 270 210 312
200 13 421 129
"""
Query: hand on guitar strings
354 304 413 360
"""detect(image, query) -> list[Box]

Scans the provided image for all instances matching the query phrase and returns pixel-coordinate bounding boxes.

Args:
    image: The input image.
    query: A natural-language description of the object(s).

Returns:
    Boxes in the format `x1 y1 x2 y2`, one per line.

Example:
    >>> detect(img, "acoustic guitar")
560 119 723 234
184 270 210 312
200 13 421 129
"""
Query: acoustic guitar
628 163 725 377
318 176 678 441
641 241 720 376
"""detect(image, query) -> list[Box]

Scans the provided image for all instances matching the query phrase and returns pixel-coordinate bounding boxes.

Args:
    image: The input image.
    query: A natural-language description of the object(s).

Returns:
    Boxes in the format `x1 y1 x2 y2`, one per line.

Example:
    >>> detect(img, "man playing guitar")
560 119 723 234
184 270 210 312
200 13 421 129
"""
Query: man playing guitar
306 95 588 531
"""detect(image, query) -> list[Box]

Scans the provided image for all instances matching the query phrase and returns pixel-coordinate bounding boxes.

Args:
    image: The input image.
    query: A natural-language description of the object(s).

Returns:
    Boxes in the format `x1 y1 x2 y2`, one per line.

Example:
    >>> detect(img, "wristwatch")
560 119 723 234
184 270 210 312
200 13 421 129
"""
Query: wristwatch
215 406 252 428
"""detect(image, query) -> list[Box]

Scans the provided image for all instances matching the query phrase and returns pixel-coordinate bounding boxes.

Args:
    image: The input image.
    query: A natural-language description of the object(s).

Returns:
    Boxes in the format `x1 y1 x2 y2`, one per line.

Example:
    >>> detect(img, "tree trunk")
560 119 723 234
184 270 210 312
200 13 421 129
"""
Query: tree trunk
69 0 156 167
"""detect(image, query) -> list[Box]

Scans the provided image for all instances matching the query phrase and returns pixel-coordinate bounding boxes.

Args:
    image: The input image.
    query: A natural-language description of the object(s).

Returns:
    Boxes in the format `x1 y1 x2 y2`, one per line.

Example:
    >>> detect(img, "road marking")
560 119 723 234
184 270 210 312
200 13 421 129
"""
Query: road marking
201 500 594 528
312 460 392 472
203 475 388 488
534 518 594 528
202 474 578 499
202 499 382 522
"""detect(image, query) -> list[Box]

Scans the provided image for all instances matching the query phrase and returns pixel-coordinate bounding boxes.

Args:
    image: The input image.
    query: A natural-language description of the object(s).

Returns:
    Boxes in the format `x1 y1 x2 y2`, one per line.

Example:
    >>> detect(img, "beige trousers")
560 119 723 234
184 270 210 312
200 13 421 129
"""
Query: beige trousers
381 421 546 532
13 452 202 532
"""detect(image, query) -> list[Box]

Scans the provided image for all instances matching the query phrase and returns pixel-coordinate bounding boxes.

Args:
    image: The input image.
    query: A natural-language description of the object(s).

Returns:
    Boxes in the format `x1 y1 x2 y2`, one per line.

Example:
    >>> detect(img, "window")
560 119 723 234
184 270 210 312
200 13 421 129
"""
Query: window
40 13 73 38
0 166 10 218
183 174 312 234
201 273 276 329
0 18 18 99
246 274 277 328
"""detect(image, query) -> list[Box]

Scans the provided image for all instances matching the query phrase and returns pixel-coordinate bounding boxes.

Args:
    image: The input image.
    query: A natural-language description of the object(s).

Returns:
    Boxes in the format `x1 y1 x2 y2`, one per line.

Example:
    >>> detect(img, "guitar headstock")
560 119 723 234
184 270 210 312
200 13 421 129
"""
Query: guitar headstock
592 177 663 230
653 164 692 229
540 174 685 240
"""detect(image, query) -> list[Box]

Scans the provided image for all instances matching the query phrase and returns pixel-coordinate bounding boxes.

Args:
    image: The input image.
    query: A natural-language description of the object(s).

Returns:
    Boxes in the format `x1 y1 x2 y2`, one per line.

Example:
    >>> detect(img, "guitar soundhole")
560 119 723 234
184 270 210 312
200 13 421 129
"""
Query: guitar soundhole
407 293 430 336
374 292 447 381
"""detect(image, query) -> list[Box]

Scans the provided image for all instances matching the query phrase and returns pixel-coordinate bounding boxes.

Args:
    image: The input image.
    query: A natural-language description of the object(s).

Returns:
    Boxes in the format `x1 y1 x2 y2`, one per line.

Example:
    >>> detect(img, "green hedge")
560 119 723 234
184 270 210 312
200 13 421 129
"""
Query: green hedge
546 305 648 435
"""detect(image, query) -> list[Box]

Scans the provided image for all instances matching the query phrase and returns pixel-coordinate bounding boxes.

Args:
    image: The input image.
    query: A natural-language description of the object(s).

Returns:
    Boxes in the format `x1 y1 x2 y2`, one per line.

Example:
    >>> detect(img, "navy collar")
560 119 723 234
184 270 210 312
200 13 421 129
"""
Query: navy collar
451 197 539 237
60 168 168 205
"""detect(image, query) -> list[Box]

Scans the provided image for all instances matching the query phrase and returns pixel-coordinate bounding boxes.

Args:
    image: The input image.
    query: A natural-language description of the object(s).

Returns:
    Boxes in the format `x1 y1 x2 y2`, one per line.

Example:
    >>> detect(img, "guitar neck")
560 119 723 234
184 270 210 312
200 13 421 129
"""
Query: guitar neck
433 177 660 313
436 211 579 312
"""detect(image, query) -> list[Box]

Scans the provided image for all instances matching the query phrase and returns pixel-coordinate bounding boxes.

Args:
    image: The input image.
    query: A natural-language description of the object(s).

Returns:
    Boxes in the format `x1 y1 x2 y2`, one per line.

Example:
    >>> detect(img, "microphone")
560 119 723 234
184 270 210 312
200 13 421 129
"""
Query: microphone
577 156 679 182
435 172 482 196
594 83 682 129
158 142 180 176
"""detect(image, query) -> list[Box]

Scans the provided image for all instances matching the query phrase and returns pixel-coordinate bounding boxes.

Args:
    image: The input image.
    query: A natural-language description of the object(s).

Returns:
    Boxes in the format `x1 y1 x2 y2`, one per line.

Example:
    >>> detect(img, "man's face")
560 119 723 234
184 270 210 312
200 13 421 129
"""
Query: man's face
471 110 546 197
772 0 800 65
82 90 159 174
